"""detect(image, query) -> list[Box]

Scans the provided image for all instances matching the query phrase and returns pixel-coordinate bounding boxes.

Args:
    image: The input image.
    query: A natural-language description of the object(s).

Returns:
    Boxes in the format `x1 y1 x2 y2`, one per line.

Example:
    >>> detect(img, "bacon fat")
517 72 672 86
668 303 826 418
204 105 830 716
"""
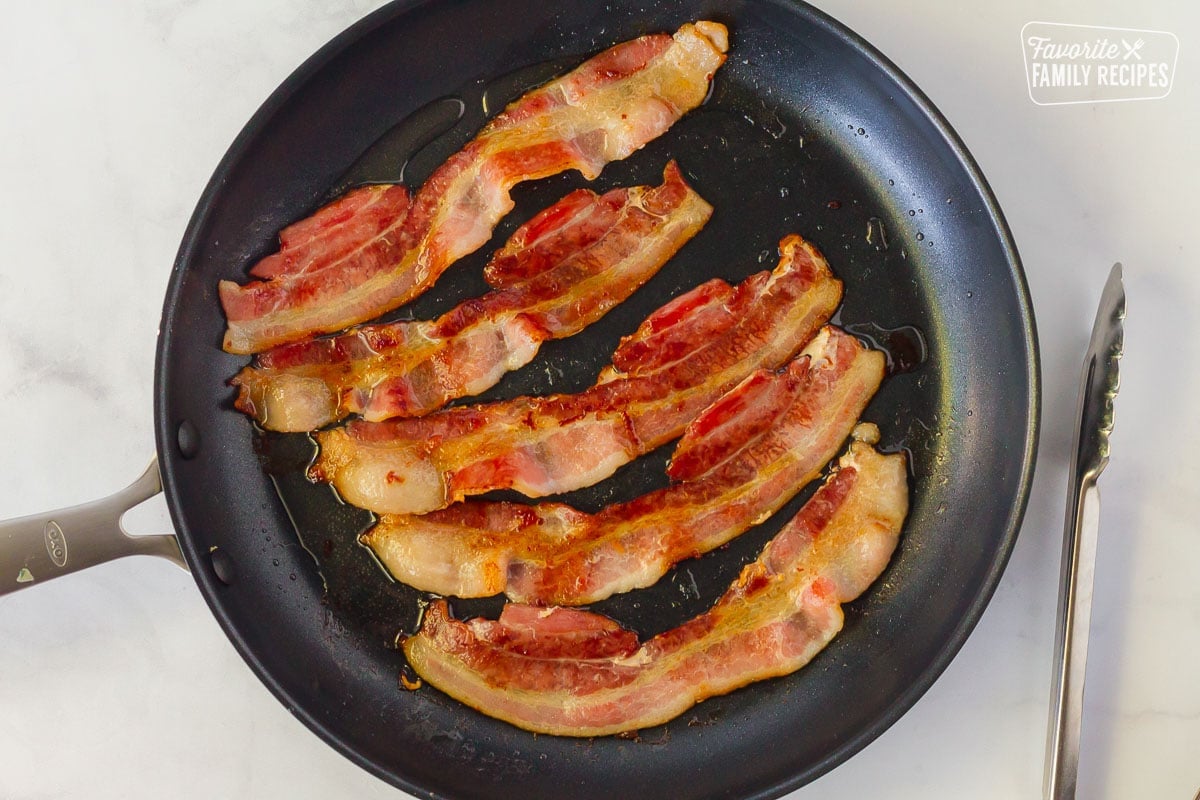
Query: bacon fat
219 21 729 353
310 234 843 514
402 430 908 736
230 162 712 431
363 327 884 603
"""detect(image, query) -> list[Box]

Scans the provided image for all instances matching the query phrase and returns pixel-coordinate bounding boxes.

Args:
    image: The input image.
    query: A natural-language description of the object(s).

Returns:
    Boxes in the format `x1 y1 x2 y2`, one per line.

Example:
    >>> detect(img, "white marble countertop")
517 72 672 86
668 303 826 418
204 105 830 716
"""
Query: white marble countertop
1 1 1197 798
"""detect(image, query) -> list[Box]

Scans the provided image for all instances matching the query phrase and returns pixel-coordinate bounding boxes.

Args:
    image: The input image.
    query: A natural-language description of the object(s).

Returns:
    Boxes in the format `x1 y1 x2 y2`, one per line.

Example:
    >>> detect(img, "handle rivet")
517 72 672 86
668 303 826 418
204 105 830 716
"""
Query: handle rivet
177 420 200 459
210 547 236 585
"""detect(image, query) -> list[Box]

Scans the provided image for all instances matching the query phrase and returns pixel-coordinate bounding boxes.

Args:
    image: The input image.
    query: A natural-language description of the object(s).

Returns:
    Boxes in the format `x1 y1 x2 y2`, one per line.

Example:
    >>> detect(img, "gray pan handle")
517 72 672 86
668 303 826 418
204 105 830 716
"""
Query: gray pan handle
0 457 187 596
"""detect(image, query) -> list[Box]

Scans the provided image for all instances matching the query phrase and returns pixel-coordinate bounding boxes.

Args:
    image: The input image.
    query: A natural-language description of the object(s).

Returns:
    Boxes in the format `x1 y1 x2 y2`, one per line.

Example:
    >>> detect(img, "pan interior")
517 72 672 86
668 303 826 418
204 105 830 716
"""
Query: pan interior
155 2 1036 799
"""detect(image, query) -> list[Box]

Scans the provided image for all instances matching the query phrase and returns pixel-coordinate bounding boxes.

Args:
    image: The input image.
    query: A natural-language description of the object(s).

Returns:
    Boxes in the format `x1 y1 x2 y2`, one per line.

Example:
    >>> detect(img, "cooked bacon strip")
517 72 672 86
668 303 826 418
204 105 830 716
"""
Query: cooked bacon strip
363 327 883 603
219 21 729 353
311 234 843 514
402 429 908 737
230 162 712 431
245 185 413 281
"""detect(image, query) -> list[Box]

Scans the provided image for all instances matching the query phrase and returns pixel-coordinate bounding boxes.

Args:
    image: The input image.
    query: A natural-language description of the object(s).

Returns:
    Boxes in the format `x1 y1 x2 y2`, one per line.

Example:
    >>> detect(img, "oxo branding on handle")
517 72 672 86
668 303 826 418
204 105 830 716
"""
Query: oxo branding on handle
44 520 68 568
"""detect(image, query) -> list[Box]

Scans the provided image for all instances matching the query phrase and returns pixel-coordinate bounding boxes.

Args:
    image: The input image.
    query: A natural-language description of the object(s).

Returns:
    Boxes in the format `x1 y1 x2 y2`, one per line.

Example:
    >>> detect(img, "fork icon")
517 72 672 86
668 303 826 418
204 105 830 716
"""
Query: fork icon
1122 38 1145 60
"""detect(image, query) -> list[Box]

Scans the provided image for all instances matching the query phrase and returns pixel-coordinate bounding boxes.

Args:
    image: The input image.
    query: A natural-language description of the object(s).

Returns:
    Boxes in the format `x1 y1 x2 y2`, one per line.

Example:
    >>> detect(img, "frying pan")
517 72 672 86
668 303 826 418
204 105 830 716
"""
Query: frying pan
0 1 1038 798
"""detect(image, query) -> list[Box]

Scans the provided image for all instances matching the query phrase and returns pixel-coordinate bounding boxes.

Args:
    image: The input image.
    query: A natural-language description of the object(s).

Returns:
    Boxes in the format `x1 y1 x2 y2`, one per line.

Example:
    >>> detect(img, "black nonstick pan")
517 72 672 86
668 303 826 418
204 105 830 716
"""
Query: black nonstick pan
1 1 1038 798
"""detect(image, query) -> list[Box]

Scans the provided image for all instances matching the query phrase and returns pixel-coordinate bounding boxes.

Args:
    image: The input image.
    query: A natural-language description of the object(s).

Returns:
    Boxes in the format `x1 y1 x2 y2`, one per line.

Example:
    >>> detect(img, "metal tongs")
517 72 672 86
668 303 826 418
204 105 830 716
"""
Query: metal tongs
1044 263 1126 799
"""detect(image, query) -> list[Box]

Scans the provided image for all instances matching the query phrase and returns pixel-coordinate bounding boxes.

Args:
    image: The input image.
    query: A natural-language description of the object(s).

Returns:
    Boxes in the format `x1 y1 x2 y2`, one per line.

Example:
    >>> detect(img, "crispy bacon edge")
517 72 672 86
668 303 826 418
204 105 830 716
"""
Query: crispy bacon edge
219 21 729 354
229 161 712 431
401 427 908 737
362 326 884 603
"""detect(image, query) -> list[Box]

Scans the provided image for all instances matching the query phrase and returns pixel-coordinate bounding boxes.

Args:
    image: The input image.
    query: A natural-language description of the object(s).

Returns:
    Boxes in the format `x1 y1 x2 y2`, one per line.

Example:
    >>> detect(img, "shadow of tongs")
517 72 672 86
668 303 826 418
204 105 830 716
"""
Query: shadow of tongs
1045 263 1126 799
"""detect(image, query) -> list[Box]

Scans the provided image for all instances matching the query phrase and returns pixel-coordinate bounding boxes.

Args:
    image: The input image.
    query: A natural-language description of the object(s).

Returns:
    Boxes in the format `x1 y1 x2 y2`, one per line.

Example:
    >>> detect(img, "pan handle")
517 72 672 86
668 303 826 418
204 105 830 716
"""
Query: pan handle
0 457 187 596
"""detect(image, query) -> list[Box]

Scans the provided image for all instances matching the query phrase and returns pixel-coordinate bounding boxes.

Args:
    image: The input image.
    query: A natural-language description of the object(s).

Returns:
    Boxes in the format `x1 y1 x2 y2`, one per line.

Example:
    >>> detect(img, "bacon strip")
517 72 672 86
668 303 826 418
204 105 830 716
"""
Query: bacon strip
219 21 729 353
230 162 712 431
310 234 843 514
402 429 908 737
363 328 883 603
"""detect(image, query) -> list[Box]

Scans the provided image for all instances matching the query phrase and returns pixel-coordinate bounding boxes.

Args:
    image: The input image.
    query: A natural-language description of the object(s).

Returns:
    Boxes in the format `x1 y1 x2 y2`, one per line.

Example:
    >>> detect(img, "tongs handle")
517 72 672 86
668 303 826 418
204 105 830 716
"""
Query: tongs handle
1044 474 1101 800
1045 263 1124 799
